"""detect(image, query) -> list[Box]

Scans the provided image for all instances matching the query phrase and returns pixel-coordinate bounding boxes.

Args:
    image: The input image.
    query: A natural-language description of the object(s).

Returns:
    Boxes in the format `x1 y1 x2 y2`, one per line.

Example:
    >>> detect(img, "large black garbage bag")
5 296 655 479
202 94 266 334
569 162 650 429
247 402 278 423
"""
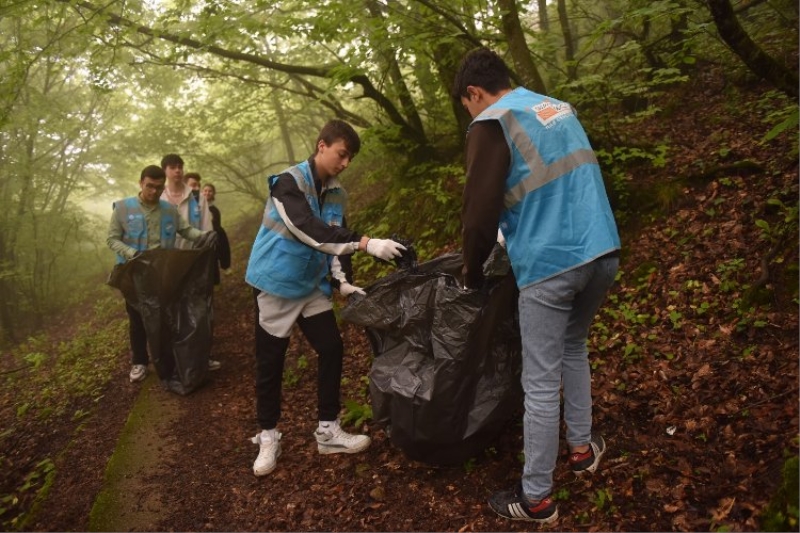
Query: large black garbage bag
107 248 215 395
341 246 522 464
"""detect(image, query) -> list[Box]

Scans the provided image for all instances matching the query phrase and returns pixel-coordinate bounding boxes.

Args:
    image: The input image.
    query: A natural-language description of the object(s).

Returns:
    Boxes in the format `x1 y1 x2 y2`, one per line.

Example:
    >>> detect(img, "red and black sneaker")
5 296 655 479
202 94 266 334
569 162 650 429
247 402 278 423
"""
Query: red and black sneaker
488 484 558 523
569 434 607 475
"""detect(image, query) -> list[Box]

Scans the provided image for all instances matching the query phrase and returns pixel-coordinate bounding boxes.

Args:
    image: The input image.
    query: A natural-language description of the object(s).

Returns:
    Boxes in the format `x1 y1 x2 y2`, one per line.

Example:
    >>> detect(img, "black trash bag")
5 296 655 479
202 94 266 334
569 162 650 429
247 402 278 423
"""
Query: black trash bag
107 248 215 395
341 245 522 465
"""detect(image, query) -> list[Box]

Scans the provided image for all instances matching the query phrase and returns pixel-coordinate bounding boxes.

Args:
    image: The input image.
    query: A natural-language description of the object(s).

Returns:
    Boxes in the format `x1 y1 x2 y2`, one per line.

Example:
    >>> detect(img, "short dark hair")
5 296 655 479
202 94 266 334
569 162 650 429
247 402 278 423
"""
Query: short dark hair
140 165 166 182
450 48 512 101
202 183 216 193
316 120 360 156
160 153 184 169
184 172 201 182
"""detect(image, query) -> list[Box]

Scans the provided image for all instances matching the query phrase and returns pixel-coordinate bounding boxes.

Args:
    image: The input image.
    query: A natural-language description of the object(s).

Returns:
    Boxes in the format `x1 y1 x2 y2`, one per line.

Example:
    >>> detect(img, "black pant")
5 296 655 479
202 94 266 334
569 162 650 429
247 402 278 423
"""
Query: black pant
126 302 149 365
254 290 344 430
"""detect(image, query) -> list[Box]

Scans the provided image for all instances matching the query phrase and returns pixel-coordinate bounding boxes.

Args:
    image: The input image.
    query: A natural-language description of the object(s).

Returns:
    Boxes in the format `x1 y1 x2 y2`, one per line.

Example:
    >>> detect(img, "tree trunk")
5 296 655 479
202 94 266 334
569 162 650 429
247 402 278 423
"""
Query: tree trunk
430 38 473 149
497 0 548 93
537 0 549 32
0 236 18 345
706 0 798 98
557 0 577 81
272 91 296 164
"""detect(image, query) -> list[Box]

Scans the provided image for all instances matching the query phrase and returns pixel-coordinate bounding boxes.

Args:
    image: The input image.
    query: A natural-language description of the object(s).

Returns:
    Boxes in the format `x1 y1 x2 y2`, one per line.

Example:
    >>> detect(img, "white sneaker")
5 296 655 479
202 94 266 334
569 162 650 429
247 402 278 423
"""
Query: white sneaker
129 364 147 383
251 430 281 476
208 359 222 371
314 421 371 455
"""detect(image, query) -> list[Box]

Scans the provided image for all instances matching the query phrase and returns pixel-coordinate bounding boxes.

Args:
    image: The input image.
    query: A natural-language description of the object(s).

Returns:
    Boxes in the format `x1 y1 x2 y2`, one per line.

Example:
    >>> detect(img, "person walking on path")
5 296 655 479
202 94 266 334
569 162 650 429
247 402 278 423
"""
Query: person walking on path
245 119 407 476
185 171 202 201
160 154 212 249
201 182 231 284
160 157 221 371
451 48 621 523
106 165 214 383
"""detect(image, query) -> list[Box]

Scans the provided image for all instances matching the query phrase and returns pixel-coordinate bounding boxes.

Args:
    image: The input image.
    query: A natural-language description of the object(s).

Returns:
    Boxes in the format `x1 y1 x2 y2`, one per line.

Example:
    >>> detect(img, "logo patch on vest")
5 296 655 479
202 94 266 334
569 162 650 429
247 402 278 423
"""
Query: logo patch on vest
532 101 573 128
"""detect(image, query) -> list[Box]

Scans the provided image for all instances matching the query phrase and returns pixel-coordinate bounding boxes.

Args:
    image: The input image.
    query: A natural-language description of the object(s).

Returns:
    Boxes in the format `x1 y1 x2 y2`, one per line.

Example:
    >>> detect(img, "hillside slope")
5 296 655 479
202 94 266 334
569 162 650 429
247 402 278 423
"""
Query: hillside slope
2 74 797 532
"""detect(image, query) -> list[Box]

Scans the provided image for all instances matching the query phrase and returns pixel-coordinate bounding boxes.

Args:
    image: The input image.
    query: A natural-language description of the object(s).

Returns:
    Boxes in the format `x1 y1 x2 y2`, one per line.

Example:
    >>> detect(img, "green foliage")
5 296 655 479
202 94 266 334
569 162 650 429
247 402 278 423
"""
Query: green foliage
755 195 799 248
0 293 126 530
22 352 47 369
340 399 372 428
762 106 799 145
283 354 308 388
348 161 465 284
594 143 673 224
760 455 800 531
462 457 477 474
595 289 656 365
597 145 670 169
2 0 797 351
0 458 55 531
341 371 372 428
592 488 614 513
6 307 126 423
552 487 570 501
756 91 798 163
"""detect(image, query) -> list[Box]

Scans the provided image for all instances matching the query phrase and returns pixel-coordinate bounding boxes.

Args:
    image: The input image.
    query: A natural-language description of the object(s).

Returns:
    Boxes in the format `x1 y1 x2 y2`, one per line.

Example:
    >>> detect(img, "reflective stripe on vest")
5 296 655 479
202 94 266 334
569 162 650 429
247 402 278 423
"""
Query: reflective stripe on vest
477 102 598 209
187 195 202 228
471 88 620 288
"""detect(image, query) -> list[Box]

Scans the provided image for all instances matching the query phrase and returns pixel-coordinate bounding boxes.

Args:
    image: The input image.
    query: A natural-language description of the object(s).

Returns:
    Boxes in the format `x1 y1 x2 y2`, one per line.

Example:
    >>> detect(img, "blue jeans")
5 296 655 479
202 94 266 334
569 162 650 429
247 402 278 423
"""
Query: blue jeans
518 253 618 500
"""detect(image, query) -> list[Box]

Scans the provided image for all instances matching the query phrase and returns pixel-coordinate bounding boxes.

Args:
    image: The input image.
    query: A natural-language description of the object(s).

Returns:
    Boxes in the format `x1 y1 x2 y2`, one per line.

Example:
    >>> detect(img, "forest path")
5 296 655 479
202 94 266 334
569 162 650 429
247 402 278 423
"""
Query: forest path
88 372 185 531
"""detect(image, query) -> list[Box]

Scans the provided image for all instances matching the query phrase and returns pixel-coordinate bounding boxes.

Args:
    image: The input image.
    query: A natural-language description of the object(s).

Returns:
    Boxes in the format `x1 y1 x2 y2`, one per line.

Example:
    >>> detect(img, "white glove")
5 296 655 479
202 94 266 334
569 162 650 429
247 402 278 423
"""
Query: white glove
339 282 366 297
365 238 407 261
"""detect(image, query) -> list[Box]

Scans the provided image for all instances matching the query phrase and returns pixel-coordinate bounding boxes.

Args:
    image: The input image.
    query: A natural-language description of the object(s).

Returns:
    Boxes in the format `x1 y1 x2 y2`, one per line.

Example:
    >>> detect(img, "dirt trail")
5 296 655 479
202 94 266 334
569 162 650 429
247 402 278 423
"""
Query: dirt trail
88 373 185 531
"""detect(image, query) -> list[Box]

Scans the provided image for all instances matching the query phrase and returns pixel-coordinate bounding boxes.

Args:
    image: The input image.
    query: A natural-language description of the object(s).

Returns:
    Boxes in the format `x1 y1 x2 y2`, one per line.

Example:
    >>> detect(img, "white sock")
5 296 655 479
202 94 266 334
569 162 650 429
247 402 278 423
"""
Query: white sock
318 420 338 432
260 428 278 442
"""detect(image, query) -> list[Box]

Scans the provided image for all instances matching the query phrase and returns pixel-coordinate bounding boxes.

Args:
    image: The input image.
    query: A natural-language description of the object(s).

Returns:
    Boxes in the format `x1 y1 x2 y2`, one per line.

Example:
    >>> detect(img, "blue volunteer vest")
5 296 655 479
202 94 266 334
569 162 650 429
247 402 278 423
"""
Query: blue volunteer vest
245 160 348 299
472 87 620 288
113 197 178 263
187 195 202 228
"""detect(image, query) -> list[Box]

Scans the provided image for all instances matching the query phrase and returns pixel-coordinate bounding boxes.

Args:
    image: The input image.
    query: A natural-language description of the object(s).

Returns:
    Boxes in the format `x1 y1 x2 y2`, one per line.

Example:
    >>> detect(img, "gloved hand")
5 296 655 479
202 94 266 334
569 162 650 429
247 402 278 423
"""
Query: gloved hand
339 282 366 297
365 238 406 261
196 230 218 249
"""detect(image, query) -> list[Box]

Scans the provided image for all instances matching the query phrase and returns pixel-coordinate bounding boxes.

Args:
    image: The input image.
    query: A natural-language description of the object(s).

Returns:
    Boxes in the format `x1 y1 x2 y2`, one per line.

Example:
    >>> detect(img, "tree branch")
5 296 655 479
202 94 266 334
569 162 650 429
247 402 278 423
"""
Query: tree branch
59 0 421 142
705 0 798 99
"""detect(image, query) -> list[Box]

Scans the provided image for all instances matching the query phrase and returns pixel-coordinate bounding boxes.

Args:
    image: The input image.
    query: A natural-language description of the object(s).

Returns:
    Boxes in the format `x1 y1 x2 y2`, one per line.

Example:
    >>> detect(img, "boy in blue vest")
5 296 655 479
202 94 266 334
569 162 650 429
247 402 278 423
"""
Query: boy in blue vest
451 48 621 523
107 165 215 383
160 155 221 371
245 119 407 476
160 154 213 249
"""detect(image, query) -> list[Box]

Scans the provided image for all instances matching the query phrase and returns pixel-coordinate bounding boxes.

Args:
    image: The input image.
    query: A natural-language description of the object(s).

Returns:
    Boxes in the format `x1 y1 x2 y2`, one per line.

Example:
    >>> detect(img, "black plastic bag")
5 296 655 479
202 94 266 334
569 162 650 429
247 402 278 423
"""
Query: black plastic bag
341 245 522 464
107 248 215 395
